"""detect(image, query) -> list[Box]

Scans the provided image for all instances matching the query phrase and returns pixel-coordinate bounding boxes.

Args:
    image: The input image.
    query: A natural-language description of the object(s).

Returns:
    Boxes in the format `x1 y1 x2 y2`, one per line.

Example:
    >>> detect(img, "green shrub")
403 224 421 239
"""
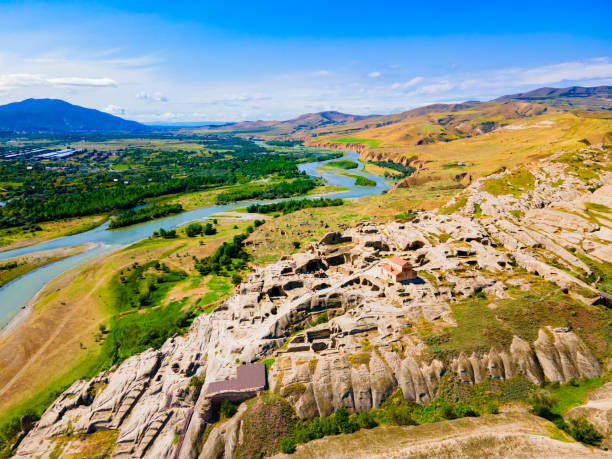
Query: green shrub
320 416 339 436
334 408 358 434
219 400 237 419
567 418 602 446
529 391 555 420
435 400 456 420
454 401 477 418
279 436 296 454
356 411 378 429
388 405 416 426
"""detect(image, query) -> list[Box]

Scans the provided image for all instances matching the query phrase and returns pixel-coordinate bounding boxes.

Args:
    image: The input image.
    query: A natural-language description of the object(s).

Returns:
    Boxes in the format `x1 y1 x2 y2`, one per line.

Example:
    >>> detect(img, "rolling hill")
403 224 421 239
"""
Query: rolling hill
496 85 612 110
0 98 147 133
194 110 375 136
305 86 612 178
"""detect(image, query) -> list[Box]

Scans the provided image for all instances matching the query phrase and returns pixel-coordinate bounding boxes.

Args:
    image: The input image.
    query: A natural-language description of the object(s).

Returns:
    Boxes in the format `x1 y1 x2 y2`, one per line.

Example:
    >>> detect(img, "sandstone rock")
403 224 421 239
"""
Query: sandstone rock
534 328 601 383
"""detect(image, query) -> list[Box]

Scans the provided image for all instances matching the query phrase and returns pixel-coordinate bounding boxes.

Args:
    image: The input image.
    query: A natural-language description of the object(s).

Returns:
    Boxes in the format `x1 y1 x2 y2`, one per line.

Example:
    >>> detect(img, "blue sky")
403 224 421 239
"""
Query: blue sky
0 0 611 121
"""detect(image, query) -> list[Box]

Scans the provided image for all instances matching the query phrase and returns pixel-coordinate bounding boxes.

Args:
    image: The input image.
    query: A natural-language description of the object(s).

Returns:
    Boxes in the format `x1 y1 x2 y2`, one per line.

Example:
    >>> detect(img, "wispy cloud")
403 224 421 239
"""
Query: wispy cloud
391 76 423 89
0 73 116 90
136 91 168 102
48 77 116 87
418 80 455 94
102 104 125 115
368 71 381 78
460 58 612 90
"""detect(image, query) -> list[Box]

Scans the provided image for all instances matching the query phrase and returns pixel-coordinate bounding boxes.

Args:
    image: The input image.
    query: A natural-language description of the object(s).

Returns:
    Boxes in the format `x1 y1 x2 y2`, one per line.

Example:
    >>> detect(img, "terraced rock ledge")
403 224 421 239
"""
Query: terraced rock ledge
14 146 612 458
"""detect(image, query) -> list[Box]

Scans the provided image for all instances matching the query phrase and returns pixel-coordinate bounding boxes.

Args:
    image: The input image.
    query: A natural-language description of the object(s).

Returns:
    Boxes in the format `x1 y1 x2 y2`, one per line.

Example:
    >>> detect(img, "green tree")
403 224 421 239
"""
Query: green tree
185 222 203 237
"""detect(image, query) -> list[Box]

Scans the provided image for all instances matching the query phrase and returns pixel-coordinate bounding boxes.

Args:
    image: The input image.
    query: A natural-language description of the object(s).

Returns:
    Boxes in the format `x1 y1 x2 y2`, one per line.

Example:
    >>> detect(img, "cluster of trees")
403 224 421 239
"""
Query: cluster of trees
265 140 303 147
0 135 329 229
195 233 249 275
108 204 183 229
298 152 344 163
369 160 416 178
279 408 377 454
247 198 343 215
185 221 216 237
115 259 187 308
152 228 177 238
215 178 317 204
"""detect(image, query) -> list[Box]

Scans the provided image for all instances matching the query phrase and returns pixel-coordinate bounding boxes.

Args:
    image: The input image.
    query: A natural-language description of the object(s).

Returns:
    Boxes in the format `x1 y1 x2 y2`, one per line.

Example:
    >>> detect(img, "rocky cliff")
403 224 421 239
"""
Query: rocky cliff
14 146 611 458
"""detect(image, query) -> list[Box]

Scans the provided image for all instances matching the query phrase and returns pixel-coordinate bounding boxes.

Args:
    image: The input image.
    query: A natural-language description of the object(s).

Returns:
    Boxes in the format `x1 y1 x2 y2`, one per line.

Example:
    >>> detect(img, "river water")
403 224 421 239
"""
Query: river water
0 150 390 328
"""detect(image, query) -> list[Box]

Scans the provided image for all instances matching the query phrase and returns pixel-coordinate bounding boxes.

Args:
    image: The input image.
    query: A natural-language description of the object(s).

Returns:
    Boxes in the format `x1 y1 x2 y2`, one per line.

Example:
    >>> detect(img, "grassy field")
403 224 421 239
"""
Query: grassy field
420 280 612 362
339 173 376 187
324 160 359 169
0 218 256 445
483 169 535 196
0 214 107 252
328 137 382 148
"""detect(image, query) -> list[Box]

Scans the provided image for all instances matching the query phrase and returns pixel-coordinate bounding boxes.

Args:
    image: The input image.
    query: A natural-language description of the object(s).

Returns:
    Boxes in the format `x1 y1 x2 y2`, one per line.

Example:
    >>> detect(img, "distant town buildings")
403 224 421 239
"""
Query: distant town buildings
380 256 417 283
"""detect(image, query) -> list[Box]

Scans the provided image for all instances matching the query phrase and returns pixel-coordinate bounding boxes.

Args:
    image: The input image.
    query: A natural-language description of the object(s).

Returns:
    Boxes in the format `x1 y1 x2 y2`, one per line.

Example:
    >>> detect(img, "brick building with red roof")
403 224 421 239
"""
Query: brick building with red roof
380 256 417 283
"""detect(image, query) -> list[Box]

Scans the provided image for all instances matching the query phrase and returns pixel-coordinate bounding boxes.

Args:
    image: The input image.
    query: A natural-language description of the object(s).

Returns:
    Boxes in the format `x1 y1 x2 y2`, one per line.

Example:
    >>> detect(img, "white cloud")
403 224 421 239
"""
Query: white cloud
102 104 125 115
136 91 168 102
508 59 612 85
368 71 381 78
418 80 455 94
461 58 612 91
391 76 423 89
0 73 116 90
47 77 116 87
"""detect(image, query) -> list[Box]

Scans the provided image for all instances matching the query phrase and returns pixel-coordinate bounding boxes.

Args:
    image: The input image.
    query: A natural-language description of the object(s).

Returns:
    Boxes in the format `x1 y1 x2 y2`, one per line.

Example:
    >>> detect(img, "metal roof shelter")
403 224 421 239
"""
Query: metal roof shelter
206 362 267 397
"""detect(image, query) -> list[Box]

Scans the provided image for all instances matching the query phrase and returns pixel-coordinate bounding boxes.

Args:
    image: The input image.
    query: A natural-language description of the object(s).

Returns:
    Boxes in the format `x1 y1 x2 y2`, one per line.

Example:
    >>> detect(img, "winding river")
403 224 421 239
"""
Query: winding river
0 150 390 329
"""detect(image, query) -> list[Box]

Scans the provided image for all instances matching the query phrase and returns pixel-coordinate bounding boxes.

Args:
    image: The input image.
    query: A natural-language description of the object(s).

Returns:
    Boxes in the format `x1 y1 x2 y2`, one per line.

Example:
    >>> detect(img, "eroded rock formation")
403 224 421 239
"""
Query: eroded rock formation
14 147 611 458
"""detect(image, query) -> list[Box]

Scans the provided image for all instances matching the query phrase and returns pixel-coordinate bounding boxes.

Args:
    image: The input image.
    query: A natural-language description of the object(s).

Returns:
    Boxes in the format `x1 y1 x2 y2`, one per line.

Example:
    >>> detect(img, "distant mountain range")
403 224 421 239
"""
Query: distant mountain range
0 86 610 134
497 85 612 100
495 85 612 110
197 86 611 137
195 110 375 136
0 98 146 133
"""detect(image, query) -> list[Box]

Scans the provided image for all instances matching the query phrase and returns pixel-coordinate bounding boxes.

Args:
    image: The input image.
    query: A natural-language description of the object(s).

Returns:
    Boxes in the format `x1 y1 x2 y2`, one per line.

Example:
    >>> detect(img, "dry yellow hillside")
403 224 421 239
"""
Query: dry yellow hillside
311 108 612 179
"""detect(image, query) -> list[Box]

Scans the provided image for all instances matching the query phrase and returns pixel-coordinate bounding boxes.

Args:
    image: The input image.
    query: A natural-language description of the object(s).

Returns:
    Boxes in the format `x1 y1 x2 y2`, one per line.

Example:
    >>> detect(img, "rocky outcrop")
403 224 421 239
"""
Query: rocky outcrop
198 404 247 459
533 328 601 384
15 148 610 457
271 324 600 421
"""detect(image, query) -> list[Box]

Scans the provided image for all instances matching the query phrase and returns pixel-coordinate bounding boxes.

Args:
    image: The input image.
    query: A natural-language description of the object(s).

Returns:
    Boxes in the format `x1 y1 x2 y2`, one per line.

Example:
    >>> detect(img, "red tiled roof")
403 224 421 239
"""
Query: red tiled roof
389 256 408 266
382 264 401 275
206 363 266 395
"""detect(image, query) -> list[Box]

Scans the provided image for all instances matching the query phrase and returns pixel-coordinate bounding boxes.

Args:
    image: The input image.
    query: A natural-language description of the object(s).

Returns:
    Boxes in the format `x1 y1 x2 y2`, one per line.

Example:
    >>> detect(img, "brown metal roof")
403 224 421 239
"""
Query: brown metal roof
206 362 267 395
